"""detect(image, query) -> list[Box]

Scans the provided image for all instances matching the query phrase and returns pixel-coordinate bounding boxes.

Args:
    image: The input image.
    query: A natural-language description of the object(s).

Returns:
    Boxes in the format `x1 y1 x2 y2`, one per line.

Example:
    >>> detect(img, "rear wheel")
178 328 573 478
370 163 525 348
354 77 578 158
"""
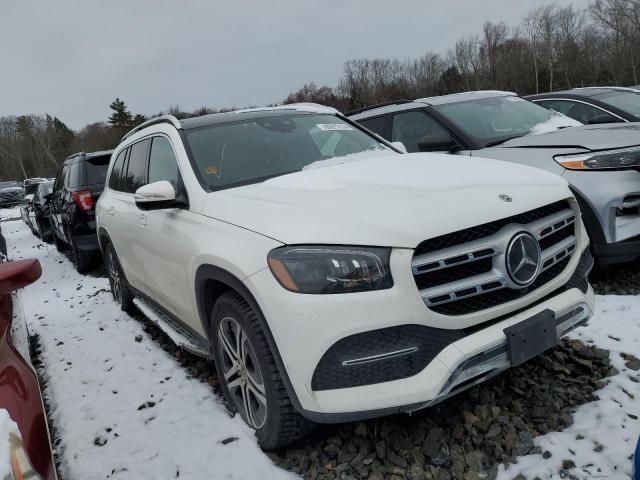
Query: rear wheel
211 292 313 450
104 242 136 314
37 219 53 243
70 236 97 273
53 229 67 252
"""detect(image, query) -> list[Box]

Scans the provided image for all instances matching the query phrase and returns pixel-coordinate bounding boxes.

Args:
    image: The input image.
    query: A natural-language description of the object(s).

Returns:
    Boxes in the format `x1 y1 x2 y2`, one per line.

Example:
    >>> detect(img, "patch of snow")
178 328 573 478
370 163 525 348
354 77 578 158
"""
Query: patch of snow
498 295 640 480
0 206 21 223
301 147 392 171
529 113 582 135
0 409 19 479
2 219 293 479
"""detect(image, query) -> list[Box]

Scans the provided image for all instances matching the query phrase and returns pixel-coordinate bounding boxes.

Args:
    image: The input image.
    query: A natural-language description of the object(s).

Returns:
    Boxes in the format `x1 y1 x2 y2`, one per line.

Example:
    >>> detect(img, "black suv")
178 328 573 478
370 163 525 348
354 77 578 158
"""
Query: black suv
50 151 113 272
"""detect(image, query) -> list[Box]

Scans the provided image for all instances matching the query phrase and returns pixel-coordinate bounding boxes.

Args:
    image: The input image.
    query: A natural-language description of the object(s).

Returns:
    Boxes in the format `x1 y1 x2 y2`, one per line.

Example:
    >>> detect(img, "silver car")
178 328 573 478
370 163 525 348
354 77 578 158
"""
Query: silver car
349 91 640 266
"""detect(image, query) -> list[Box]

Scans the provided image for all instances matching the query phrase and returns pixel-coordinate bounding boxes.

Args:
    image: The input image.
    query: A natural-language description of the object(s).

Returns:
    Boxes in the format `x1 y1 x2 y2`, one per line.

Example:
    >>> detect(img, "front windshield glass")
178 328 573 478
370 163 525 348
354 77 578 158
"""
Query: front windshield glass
432 96 581 146
599 92 640 119
185 113 390 190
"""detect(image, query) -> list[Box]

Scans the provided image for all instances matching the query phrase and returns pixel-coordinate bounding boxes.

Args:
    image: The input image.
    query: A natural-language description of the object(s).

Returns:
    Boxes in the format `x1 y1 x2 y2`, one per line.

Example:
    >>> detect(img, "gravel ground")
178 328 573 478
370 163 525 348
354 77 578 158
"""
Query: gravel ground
19 229 640 480
591 261 640 295
136 317 619 480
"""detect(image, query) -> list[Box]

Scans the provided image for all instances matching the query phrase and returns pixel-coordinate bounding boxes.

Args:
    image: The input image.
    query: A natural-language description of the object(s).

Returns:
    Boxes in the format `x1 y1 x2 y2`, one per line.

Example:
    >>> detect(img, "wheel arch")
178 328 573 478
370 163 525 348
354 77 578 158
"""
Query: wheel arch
194 264 307 418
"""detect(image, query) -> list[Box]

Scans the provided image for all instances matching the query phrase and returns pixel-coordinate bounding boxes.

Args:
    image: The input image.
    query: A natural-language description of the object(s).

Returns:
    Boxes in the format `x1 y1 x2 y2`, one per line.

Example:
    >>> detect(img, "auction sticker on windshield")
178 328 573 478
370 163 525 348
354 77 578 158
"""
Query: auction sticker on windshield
316 123 354 131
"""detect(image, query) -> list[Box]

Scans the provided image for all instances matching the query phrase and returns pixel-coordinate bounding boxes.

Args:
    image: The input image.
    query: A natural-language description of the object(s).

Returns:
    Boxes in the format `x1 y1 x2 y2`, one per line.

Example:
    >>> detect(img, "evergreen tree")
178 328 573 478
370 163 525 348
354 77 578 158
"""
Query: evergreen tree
132 113 146 127
108 98 133 131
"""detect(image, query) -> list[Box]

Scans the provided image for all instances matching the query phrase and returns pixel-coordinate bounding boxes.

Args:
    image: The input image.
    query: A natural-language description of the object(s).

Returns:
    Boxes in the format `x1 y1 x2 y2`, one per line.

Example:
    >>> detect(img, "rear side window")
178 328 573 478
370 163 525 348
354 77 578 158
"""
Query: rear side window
68 162 85 188
54 165 68 192
125 140 150 193
86 155 111 186
109 149 128 191
148 137 181 188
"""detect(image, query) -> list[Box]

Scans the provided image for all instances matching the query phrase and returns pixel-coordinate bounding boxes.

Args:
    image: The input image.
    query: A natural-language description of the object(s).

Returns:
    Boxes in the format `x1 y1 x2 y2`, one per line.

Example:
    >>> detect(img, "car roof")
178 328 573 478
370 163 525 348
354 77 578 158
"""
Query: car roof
123 103 340 140
349 91 517 119
64 150 114 164
528 87 640 99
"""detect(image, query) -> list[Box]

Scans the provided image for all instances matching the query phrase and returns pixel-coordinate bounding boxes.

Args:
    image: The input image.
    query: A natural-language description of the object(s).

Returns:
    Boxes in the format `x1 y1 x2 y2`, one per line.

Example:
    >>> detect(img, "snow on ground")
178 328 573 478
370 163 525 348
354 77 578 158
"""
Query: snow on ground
2 217 293 479
2 213 640 479
0 409 19 479
498 295 640 479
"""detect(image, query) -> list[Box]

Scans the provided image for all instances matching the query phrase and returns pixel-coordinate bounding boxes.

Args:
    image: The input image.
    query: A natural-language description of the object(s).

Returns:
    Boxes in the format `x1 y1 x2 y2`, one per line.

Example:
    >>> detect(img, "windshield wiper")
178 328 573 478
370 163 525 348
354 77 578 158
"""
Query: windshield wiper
485 135 523 147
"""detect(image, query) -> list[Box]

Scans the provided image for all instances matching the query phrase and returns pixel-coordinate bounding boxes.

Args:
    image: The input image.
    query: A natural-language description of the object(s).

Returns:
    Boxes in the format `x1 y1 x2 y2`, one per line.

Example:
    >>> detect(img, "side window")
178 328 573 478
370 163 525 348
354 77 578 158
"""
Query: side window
391 111 451 153
539 100 618 124
54 166 68 193
108 149 128 191
124 139 150 193
536 100 573 115
358 116 389 138
148 137 181 188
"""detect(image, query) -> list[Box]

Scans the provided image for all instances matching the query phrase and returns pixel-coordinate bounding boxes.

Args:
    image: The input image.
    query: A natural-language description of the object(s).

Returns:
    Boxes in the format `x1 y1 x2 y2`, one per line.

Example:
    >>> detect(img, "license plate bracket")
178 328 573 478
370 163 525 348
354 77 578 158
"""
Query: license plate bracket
504 309 557 367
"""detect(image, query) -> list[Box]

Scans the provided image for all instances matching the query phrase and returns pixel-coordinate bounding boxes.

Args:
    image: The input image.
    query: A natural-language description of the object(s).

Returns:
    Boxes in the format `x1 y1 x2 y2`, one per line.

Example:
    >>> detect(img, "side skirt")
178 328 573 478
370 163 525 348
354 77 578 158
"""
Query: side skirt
131 292 212 359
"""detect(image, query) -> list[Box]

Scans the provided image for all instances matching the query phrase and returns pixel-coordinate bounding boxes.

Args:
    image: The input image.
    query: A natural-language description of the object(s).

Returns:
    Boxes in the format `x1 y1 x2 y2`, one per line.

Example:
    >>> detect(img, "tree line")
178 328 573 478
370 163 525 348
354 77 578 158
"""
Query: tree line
284 0 640 110
1 0 639 180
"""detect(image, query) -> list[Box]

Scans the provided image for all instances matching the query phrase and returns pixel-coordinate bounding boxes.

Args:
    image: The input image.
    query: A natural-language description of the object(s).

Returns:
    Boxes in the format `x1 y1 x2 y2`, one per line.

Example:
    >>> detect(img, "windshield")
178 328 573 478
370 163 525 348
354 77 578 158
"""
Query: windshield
184 113 390 190
598 92 640 119
432 96 581 146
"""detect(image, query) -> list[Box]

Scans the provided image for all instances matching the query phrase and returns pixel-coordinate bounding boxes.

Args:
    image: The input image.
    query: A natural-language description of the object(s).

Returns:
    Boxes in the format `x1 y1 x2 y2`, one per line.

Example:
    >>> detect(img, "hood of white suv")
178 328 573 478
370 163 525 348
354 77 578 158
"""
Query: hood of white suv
201 153 572 247
498 123 640 151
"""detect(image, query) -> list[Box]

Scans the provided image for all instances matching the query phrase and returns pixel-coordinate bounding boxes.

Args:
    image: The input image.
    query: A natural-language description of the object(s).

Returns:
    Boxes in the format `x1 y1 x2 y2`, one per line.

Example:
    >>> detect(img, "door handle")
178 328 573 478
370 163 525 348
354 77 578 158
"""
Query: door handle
106 207 115 216
137 214 147 227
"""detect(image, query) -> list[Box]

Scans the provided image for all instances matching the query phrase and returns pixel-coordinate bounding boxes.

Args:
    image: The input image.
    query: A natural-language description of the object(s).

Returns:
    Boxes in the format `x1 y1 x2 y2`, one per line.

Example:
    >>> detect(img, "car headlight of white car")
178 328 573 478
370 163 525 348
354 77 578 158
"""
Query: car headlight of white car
268 246 393 294
555 146 640 170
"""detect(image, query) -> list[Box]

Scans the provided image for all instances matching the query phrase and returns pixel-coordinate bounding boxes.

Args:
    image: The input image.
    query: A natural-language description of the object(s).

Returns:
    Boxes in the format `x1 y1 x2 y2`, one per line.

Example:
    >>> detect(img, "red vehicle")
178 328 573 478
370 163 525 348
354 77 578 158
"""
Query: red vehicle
0 257 57 480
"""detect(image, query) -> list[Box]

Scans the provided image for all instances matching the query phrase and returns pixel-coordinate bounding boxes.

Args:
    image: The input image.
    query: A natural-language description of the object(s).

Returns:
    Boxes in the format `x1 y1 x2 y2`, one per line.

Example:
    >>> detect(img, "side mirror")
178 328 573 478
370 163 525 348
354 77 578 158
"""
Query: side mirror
0 259 42 296
134 181 182 210
391 141 408 153
417 134 461 153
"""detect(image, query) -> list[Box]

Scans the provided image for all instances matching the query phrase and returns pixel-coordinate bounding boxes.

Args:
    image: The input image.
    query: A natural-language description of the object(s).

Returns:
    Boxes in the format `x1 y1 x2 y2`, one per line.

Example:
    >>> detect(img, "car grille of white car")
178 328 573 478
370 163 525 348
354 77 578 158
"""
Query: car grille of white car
412 200 577 316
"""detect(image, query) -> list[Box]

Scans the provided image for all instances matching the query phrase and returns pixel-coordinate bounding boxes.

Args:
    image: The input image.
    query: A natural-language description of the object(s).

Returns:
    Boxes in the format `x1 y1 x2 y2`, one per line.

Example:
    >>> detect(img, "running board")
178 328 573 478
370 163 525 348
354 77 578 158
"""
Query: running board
133 297 211 358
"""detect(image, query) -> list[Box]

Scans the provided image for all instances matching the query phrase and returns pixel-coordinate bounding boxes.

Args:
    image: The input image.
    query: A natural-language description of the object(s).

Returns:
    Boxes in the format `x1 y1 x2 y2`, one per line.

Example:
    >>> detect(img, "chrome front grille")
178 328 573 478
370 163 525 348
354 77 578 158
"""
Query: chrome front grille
412 200 577 316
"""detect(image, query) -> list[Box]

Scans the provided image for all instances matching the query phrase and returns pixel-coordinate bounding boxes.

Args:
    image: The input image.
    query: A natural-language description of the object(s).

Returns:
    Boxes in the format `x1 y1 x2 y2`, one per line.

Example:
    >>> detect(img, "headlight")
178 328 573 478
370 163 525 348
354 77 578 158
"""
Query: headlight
268 246 393 294
555 146 640 170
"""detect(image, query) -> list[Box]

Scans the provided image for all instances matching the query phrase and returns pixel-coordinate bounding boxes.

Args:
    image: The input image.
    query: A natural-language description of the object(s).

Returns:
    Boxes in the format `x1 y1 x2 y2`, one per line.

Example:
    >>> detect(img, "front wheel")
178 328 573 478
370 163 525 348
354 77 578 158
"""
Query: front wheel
211 292 313 450
104 243 136 314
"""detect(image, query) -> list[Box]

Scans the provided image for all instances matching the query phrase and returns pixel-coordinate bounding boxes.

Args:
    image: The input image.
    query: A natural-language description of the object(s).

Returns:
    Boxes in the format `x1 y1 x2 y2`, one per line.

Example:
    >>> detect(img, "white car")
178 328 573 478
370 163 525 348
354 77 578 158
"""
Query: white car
96 104 595 449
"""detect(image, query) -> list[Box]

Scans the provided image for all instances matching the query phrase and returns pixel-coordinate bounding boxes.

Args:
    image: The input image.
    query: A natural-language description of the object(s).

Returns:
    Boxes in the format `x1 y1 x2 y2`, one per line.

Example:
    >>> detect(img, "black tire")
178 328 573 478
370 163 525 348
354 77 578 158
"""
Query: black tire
104 242 136 314
37 219 53 243
53 229 67 252
70 236 97 273
211 291 313 450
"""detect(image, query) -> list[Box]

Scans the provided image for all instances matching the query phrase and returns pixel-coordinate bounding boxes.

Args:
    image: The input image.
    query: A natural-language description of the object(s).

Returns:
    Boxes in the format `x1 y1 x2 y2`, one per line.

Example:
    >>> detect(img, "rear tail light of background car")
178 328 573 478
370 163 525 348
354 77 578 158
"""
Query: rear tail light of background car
72 190 94 211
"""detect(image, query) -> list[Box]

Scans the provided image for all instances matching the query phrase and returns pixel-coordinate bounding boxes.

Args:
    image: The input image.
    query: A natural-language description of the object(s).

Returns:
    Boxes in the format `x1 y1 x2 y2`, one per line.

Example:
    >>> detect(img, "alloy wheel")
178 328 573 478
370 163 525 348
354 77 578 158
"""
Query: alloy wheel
217 316 267 429
106 249 122 303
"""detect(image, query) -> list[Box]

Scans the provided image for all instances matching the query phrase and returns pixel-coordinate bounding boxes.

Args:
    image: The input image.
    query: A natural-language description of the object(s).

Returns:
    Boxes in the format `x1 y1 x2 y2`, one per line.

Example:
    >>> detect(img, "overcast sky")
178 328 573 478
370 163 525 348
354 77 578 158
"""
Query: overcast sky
1 0 589 130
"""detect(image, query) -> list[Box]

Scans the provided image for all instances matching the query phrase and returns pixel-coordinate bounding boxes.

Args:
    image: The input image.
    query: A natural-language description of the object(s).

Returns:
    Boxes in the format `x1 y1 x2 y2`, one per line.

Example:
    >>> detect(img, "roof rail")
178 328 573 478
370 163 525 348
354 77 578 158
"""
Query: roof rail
573 86 636 92
233 103 339 115
345 100 414 116
121 115 182 141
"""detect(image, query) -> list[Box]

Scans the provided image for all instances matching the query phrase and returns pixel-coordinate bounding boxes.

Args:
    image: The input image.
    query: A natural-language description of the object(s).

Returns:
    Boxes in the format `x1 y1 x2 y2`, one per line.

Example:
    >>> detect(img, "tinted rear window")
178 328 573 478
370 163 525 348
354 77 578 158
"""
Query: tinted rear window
86 155 111 185
68 162 85 188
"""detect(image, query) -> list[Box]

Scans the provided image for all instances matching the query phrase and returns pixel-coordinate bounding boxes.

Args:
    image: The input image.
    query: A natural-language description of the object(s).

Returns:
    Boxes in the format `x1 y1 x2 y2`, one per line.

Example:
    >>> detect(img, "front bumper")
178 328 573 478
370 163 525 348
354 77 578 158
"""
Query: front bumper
245 244 594 420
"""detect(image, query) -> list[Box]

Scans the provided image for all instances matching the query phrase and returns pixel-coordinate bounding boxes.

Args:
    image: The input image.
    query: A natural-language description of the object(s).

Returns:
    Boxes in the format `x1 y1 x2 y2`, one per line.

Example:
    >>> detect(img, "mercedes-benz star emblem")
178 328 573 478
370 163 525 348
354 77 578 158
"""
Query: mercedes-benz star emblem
506 232 541 286
499 194 512 203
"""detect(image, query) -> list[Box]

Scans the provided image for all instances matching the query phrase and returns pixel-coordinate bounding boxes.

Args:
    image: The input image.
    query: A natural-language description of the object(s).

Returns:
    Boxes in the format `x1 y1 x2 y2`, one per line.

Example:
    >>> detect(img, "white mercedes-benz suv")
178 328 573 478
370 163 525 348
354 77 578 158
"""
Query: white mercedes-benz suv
96 104 594 449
